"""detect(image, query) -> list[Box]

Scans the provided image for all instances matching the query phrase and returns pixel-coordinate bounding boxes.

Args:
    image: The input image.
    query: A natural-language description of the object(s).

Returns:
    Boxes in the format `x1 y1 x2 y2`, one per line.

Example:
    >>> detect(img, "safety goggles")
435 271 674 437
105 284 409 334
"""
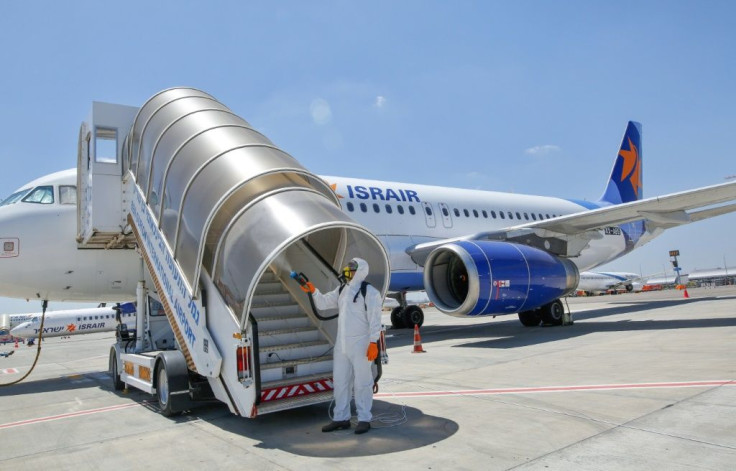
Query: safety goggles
341 260 358 280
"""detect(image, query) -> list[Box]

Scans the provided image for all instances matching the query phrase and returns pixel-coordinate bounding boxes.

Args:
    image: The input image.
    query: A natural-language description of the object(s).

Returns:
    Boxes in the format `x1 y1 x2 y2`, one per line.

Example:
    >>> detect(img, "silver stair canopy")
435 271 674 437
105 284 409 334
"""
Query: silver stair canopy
122 88 389 415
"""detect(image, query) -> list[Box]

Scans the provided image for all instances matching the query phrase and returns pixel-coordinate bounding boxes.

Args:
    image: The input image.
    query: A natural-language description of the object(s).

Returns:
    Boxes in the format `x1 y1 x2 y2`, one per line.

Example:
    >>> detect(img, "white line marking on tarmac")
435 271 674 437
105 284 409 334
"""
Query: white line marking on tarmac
375 380 736 399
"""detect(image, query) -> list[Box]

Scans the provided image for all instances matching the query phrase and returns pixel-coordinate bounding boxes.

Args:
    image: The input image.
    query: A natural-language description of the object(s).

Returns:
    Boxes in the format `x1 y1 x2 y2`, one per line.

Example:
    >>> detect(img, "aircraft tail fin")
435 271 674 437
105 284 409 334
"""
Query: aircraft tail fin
599 121 643 205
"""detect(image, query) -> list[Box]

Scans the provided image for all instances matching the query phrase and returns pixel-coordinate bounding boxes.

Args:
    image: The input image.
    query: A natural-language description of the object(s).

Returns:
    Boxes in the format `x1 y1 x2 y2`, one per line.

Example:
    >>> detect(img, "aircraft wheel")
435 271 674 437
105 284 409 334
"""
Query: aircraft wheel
541 300 565 326
109 348 124 391
390 307 406 329
518 310 542 327
156 362 178 417
402 305 424 328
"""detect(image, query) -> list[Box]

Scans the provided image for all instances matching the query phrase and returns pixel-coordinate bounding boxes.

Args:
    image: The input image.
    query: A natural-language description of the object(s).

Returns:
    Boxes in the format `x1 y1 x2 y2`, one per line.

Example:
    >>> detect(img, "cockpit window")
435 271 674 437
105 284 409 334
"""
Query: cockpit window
22 186 54 204
0 189 31 206
59 185 77 205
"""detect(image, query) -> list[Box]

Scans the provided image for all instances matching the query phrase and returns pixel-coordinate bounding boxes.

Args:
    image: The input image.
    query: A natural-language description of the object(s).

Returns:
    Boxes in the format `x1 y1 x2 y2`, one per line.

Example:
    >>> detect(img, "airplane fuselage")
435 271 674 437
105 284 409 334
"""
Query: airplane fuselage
9 304 136 339
0 169 640 302
326 176 634 291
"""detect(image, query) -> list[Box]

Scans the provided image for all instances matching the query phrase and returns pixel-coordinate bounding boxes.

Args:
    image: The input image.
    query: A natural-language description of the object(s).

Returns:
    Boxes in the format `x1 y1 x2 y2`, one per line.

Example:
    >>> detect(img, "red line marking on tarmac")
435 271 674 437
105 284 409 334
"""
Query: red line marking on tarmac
375 380 735 399
0 401 152 430
2 381 733 430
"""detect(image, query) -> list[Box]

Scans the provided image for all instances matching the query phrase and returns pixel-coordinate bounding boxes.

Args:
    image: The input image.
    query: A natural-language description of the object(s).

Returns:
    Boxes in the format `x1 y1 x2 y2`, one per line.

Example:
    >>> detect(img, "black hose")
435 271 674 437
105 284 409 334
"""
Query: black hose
0 300 48 387
293 271 340 321
306 291 339 321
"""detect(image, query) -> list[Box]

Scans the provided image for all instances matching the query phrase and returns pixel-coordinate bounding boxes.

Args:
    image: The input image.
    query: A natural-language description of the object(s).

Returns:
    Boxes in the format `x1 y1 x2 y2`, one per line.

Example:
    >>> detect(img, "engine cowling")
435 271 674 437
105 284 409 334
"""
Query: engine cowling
423 241 579 317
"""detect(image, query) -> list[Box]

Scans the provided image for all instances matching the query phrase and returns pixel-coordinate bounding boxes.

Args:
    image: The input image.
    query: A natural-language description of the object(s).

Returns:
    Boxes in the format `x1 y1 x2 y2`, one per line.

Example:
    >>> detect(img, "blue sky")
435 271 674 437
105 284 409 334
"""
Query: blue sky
1 1 735 312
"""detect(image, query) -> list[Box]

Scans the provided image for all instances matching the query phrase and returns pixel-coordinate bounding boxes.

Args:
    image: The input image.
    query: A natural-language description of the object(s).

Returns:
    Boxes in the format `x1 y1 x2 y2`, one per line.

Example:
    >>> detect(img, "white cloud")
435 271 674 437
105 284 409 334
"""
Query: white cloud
310 98 332 125
525 144 561 156
374 95 386 108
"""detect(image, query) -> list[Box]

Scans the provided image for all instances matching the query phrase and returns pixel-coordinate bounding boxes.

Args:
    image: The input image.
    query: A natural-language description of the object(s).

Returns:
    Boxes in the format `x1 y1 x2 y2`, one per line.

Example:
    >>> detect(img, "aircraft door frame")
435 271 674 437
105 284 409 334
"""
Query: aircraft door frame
438 202 453 228
421 202 437 228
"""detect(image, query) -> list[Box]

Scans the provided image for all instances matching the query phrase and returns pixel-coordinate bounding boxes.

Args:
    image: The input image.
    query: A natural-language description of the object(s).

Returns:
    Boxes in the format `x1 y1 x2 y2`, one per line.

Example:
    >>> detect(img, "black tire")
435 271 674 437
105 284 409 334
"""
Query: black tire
390 306 406 329
541 300 564 326
156 362 177 417
109 348 124 391
402 305 424 328
518 310 542 327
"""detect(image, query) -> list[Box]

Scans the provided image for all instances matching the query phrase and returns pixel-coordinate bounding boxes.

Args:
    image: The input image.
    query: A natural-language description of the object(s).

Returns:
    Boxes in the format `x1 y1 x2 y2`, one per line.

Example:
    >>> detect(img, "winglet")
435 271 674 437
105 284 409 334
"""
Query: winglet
599 121 643 205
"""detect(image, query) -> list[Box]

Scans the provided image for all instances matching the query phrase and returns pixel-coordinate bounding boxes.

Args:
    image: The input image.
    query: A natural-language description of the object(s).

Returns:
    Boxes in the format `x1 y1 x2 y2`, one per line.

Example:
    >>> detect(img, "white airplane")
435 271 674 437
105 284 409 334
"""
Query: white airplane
9 302 136 342
1 118 735 331
576 271 644 294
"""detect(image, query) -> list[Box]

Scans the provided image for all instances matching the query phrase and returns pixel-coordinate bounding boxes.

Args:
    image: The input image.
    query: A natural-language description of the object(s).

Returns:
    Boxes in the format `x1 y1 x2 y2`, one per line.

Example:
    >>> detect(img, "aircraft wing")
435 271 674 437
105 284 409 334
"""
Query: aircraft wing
408 180 736 265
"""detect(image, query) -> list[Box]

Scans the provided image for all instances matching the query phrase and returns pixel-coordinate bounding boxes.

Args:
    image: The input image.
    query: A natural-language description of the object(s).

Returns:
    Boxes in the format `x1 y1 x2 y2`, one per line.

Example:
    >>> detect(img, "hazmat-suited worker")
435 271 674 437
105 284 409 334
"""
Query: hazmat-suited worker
300 257 382 435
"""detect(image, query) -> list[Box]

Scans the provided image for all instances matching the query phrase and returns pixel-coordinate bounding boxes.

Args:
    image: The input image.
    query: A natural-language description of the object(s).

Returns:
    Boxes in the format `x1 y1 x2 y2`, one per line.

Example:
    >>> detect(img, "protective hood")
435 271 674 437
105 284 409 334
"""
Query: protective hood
348 257 369 286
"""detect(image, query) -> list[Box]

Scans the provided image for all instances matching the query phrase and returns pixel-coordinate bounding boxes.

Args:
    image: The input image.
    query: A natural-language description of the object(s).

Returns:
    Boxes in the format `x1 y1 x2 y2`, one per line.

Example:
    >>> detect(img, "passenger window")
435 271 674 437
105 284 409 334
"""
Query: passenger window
441 207 448 217
22 186 54 204
524 213 529 220
499 212 505 219
346 202 354 212
546 214 551 219
385 204 393 214
373 203 380 213
491 211 497 219
454 208 460 217
516 212 521 219
508 212 514 219
482 210 488 218
463 209 469 217
531 213 537 221
424 206 432 216
360 203 367 213
397 205 405 214
409 206 416 215
473 209 479 218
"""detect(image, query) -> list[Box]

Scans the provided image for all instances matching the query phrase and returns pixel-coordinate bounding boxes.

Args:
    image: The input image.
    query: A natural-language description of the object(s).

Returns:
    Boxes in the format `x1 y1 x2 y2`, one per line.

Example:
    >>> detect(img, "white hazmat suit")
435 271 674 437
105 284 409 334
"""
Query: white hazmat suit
312 258 382 423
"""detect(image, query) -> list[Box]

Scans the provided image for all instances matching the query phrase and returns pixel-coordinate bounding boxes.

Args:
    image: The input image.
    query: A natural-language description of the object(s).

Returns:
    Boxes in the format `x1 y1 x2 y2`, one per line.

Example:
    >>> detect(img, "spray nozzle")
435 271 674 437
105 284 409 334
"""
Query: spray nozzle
290 271 309 287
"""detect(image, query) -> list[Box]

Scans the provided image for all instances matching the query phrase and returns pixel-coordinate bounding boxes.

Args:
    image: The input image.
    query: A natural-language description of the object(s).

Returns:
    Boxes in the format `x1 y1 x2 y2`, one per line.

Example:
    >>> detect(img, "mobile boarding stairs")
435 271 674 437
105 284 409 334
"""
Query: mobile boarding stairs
77 88 389 417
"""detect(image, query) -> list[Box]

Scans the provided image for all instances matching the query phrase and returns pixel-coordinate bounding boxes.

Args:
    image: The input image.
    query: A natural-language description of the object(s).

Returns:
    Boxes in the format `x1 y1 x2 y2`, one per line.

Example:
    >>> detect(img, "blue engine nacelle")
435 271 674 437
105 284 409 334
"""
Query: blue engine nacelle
423 241 579 317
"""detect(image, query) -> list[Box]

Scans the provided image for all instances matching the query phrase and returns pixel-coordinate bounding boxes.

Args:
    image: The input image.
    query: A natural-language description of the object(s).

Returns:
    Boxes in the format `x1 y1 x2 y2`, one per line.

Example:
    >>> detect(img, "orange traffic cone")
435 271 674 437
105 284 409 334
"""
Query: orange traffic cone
14 338 18 349
683 288 690 299
411 324 426 353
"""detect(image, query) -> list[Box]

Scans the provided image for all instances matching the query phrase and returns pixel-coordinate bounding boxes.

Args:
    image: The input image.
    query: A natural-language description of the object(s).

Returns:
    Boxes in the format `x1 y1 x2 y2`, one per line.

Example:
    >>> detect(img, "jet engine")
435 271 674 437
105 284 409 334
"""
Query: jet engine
423 240 579 317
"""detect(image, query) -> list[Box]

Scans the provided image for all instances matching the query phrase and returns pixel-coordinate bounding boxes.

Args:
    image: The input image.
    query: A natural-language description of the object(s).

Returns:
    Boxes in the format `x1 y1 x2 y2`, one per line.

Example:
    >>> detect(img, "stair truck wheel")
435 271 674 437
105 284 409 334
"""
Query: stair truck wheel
390 306 406 329
109 348 124 391
402 305 424 328
154 351 190 417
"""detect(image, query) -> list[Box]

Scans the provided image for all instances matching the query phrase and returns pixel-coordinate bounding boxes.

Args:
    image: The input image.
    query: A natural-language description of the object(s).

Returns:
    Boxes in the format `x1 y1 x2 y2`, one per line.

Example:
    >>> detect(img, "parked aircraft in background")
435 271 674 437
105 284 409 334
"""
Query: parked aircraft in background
577 271 644 294
1 119 736 330
9 303 136 343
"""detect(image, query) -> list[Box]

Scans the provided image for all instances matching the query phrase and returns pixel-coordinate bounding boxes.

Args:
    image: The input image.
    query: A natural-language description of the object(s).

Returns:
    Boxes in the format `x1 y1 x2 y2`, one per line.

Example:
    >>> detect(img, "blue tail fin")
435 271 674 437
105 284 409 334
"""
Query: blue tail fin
599 121 642 205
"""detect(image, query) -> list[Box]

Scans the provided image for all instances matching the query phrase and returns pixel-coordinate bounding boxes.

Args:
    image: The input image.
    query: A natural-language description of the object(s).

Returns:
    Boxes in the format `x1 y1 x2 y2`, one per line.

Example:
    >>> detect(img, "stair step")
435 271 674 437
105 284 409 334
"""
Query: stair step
254 281 287 295
261 372 333 390
260 340 332 364
259 354 333 383
254 314 312 331
252 293 296 307
258 327 321 347
251 304 303 318
255 390 334 416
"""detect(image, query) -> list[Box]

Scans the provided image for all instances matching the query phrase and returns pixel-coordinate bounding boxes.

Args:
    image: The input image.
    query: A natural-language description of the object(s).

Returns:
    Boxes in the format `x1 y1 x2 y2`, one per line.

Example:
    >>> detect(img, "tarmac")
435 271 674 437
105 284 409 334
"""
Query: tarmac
1 286 735 470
